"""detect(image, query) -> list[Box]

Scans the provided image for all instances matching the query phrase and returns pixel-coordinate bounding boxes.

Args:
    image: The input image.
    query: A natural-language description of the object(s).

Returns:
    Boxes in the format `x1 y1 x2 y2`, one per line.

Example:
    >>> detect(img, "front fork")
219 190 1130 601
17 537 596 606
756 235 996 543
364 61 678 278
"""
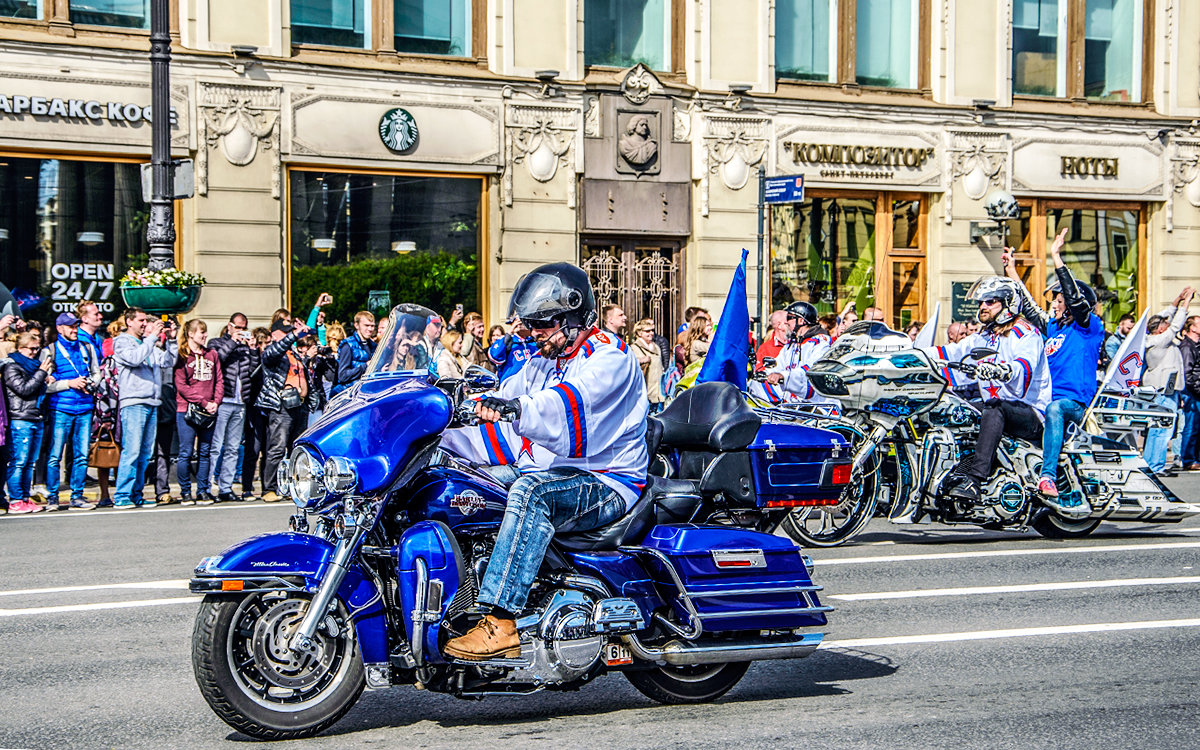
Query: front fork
290 516 368 654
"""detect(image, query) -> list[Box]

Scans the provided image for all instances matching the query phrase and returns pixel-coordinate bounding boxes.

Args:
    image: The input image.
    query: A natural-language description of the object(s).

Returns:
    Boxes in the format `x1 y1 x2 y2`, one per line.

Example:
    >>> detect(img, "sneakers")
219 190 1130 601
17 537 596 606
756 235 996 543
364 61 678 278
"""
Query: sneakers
69 499 96 510
261 492 282 503
1040 489 1091 520
179 493 196 506
137 498 157 509
46 499 62 512
443 615 521 661
196 492 215 505
217 492 242 503
8 500 43 515
241 491 261 502
1037 478 1059 497
96 499 114 509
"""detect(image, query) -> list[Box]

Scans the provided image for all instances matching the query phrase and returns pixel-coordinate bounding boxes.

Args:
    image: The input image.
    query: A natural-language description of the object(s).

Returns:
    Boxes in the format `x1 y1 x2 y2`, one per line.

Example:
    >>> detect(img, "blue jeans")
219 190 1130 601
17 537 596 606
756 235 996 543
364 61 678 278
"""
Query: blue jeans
1039 398 1086 481
1180 392 1200 467
46 410 93 502
478 468 629 613
114 404 157 505
210 402 246 495
176 411 215 497
1144 393 1179 473
5 419 44 501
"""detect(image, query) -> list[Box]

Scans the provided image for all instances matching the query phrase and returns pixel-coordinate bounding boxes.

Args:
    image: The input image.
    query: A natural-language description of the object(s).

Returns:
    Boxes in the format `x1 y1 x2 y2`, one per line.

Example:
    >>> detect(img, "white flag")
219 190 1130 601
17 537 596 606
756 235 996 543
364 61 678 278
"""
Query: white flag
912 302 940 348
1097 309 1149 395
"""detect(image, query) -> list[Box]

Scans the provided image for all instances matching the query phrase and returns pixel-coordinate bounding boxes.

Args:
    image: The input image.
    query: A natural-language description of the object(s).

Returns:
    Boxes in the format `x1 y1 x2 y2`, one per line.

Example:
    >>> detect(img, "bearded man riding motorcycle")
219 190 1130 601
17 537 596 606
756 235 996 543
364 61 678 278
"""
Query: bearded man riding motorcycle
751 301 837 409
923 277 1052 504
1002 228 1105 519
442 263 649 661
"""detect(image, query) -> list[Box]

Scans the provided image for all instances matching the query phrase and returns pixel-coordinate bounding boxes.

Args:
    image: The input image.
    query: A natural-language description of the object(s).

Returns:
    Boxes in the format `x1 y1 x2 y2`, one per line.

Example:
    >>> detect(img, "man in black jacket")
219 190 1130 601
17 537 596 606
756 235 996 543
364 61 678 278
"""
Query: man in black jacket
258 319 309 502
207 313 261 503
1180 315 1200 471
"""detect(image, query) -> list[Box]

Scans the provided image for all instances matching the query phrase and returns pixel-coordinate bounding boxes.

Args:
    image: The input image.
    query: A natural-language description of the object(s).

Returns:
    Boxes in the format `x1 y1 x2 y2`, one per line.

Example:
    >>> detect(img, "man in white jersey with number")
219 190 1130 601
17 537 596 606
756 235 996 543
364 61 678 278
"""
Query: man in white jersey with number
443 263 649 661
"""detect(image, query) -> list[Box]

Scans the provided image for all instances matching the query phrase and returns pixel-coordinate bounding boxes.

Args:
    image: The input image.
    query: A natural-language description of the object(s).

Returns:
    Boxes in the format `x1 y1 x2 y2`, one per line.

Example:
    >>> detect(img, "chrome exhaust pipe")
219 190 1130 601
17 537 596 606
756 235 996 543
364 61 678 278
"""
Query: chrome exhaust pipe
623 632 823 666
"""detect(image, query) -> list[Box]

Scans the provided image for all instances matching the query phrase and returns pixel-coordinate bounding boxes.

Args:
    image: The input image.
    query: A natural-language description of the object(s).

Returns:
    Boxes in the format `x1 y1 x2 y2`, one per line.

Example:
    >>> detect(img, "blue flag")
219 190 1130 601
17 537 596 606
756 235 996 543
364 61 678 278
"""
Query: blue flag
697 249 750 390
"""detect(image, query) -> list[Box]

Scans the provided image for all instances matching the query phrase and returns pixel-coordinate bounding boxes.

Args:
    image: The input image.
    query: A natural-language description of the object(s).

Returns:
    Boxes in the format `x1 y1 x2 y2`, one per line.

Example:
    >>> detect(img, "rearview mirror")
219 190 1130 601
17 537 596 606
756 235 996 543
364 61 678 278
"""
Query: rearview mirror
967 347 998 361
464 365 499 392
761 357 777 370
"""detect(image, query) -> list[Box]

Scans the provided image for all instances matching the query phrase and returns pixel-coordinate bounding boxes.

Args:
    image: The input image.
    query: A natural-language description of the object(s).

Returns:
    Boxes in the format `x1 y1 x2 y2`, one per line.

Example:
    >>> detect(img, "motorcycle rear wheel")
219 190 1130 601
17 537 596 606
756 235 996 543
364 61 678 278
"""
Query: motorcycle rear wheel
779 454 880 547
1031 513 1101 539
192 592 365 740
625 662 749 704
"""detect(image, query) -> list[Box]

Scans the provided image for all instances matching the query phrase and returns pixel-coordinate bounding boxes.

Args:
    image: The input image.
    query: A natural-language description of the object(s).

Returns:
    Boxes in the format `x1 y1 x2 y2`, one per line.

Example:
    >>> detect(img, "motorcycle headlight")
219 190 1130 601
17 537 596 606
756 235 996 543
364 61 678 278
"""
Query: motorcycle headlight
277 458 292 499
289 447 327 508
322 456 359 495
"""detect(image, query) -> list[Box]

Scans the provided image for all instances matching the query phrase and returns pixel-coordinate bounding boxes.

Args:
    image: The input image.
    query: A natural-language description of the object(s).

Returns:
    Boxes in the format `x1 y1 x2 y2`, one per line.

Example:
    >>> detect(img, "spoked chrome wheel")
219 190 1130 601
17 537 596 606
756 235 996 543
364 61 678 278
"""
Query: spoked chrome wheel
192 592 364 740
780 455 880 547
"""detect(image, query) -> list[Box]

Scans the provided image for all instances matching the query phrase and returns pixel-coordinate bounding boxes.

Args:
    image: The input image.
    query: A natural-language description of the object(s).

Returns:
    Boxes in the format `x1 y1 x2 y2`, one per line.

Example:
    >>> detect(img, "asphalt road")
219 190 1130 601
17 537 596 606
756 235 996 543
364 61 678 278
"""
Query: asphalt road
1 474 1198 750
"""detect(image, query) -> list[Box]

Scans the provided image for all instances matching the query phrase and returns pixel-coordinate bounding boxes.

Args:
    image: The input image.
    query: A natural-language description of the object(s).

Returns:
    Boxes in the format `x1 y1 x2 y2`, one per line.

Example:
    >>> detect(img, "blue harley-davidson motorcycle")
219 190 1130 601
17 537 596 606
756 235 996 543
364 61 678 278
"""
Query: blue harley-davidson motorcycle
190 305 851 740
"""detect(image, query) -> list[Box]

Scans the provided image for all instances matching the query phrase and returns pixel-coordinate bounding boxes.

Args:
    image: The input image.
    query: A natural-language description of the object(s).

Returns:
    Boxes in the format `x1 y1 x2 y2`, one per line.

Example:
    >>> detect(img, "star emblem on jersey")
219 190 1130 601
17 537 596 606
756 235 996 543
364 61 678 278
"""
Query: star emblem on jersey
519 437 535 461
985 384 1002 399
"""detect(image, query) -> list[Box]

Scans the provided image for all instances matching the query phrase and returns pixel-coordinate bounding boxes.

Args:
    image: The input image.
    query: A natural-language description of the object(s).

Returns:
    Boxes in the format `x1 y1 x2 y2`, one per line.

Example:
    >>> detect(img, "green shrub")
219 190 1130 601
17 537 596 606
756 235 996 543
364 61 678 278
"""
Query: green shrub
291 252 478 325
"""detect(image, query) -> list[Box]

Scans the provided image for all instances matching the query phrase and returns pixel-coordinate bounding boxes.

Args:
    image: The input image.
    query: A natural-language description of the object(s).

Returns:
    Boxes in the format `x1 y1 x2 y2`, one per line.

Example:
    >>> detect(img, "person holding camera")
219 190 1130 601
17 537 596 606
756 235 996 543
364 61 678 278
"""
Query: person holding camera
174 320 224 505
44 312 100 511
2 330 56 514
257 319 309 503
207 312 259 503
296 335 336 428
112 308 178 509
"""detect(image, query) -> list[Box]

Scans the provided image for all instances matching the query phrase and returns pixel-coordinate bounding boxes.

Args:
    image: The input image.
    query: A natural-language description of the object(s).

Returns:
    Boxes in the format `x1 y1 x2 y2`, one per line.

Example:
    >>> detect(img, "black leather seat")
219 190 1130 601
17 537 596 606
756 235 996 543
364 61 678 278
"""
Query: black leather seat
653 381 761 451
554 476 663 552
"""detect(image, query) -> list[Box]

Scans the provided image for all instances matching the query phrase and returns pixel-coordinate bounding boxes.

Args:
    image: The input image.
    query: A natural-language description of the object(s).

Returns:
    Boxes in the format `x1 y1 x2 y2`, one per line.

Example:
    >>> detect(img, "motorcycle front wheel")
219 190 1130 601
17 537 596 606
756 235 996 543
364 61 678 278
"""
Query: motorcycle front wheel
1031 513 1101 539
192 592 365 740
625 661 749 704
779 453 881 547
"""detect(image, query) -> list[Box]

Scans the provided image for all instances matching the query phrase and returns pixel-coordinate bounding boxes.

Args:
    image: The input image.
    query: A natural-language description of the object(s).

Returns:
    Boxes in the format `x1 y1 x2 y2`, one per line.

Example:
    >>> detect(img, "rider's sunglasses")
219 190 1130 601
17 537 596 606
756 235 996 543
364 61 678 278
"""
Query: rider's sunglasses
980 298 1001 306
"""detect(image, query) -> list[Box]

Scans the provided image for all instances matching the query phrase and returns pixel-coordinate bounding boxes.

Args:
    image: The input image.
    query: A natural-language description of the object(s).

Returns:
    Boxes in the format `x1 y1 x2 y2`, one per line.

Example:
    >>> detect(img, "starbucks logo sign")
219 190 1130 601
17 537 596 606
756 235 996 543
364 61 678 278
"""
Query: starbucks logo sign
379 108 419 154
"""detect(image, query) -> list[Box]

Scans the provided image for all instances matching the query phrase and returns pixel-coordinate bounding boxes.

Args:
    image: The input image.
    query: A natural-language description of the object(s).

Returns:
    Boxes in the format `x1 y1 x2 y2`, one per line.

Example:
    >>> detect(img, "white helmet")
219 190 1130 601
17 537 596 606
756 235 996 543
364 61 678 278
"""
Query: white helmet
966 276 1022 329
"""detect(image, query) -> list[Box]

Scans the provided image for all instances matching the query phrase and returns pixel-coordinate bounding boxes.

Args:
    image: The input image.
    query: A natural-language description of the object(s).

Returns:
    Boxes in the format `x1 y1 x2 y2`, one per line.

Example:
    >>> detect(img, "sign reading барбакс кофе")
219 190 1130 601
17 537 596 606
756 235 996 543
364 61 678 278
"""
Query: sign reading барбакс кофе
0 94 178 126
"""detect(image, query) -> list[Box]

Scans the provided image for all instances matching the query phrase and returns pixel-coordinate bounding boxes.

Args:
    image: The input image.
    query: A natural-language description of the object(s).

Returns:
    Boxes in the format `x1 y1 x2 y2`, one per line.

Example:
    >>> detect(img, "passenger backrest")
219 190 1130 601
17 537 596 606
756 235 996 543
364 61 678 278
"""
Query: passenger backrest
655 381 762 452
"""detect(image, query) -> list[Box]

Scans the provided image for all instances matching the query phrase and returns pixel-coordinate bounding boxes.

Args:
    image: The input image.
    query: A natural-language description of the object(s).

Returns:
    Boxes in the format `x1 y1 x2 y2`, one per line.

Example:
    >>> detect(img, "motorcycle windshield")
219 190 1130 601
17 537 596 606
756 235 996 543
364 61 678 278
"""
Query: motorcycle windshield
363 303 438 379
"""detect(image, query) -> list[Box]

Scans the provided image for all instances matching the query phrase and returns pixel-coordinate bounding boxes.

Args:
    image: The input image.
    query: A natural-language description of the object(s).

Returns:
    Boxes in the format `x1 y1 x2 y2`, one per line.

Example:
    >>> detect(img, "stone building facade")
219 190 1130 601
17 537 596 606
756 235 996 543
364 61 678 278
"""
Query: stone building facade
1 0 1198 337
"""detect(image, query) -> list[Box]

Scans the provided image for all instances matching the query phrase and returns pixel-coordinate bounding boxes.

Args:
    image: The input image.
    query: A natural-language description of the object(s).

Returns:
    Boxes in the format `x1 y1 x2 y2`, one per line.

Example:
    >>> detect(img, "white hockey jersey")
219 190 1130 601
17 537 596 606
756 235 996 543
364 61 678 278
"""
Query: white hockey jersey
925 317 1051 417
748 331 837 408
440 329 649 511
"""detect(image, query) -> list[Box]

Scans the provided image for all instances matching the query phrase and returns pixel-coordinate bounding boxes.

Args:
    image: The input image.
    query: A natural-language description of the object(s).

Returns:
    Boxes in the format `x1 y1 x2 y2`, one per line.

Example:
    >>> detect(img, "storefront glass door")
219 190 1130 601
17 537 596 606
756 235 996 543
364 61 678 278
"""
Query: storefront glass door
0 154 161 326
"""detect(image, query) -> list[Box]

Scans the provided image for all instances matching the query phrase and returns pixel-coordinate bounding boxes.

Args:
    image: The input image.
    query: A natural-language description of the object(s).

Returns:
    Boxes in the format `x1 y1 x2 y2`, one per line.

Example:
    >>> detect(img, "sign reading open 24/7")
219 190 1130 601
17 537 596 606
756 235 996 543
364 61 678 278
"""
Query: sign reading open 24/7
764 174 805 204
49 263 117 313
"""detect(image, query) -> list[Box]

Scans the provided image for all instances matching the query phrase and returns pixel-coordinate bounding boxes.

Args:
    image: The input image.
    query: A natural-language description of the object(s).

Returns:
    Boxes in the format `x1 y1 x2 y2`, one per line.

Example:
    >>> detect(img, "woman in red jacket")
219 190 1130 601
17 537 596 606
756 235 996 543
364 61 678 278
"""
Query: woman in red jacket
174 319 223 505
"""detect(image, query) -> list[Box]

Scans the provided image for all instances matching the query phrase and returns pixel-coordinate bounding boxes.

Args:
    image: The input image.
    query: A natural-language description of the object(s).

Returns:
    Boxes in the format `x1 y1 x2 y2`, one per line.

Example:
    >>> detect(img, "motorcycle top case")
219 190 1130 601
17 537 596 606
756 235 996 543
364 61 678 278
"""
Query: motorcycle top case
747 422 851 507
636 524 828 632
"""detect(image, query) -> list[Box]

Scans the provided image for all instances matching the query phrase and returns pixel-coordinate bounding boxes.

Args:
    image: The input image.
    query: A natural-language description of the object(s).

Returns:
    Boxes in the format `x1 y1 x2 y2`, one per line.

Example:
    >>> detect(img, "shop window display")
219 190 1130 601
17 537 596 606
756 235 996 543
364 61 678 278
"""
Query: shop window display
0 156 152 326
1047 207 1139 326
770 196 878 316
289 170 482 323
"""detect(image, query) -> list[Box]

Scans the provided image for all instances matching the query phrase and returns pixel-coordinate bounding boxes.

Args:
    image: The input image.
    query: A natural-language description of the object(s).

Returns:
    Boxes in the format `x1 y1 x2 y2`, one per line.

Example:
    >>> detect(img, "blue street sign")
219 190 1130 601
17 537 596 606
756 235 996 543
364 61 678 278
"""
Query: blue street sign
763 174 805 204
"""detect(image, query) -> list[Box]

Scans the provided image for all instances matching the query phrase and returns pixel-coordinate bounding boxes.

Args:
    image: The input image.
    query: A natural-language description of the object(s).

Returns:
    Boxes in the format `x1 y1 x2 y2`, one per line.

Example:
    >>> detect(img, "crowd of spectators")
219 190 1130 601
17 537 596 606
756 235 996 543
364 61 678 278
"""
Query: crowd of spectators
3 282 1195 515
0 293 529 514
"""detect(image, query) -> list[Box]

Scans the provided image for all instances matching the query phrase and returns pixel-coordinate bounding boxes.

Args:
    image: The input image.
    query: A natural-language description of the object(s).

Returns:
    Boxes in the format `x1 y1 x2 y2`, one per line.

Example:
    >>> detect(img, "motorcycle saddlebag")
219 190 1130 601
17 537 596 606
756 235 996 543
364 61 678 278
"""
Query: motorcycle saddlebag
748 423 851 508
633 524 829 632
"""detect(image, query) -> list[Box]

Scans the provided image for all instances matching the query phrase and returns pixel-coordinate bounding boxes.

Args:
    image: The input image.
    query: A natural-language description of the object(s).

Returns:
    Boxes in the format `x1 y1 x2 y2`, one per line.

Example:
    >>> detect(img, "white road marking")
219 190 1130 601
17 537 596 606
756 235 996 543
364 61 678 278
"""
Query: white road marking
820 617 1200 649
0 596 203 617
0 503 287 520
0 580 189 597
819 540 1200 566
829 575 1200 601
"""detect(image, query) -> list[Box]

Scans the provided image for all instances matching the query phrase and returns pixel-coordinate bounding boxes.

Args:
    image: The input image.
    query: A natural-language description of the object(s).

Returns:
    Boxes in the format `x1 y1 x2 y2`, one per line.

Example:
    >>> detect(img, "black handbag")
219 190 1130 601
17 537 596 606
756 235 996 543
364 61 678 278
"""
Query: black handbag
280 386 303 410
184 402 217 430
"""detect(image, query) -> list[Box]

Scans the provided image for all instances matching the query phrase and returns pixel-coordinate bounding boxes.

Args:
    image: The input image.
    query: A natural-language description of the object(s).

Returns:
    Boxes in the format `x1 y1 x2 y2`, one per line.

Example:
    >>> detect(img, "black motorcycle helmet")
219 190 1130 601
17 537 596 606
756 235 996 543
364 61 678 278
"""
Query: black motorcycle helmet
785 301 818 327
1046 279 1098 309
508 263 597 355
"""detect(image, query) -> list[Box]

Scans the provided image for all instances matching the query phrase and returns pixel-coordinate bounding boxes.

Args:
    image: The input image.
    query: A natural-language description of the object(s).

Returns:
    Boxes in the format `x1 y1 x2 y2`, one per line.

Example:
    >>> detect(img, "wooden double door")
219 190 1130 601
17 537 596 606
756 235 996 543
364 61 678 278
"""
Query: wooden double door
580 238 683 338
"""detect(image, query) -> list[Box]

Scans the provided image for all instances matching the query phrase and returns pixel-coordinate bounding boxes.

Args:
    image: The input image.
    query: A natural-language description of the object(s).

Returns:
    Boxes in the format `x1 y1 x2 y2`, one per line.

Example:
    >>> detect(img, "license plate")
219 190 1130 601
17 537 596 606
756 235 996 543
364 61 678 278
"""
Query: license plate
603 642 632 666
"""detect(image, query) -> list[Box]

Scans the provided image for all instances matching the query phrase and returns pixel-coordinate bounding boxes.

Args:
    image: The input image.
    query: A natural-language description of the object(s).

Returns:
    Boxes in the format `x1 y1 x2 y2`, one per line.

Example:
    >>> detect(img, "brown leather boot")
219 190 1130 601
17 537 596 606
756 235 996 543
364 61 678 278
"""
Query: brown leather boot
443 615 520 661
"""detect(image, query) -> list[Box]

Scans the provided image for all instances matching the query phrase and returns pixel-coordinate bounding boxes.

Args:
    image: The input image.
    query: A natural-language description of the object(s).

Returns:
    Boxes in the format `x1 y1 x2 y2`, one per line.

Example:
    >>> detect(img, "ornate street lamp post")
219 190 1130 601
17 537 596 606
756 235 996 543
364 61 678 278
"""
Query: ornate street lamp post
146 0 175 271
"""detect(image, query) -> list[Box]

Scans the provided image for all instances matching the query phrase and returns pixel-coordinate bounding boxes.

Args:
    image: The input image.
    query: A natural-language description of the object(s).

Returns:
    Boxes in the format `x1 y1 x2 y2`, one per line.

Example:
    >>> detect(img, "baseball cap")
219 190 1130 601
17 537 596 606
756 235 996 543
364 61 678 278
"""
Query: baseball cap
270 320 294 334
56 312 81 327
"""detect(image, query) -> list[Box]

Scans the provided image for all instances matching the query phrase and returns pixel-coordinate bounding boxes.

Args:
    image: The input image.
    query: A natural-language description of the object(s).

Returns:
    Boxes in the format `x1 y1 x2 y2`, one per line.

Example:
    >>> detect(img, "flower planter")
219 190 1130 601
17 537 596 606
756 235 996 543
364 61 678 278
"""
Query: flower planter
120 284 202 315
